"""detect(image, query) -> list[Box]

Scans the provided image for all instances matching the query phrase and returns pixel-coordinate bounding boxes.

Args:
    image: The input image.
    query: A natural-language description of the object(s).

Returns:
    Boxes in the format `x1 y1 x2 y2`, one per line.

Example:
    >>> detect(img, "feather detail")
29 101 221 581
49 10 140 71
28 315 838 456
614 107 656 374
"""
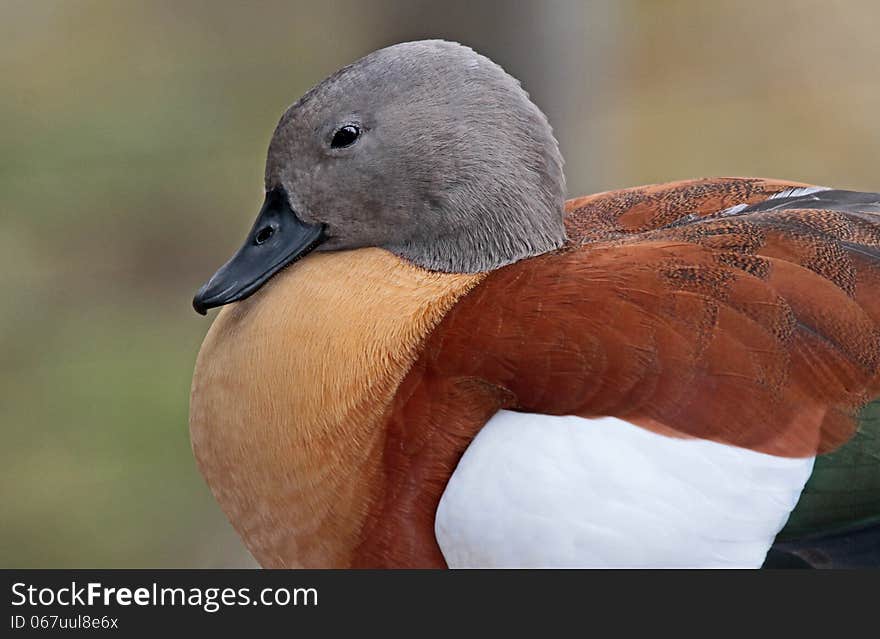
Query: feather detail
354 177 880 566
404 178 880 457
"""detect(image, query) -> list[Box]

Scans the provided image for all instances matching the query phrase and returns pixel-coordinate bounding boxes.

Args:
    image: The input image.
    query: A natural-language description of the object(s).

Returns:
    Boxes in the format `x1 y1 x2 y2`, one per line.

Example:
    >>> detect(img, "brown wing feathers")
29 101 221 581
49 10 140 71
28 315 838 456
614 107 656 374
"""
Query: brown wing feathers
408 178 880 457
352 177 880 566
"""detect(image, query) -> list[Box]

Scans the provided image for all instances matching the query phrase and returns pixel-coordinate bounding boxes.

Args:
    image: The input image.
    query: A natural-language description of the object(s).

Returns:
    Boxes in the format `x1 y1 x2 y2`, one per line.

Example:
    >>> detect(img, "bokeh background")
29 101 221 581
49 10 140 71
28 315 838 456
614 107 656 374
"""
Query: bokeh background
3 0 879 567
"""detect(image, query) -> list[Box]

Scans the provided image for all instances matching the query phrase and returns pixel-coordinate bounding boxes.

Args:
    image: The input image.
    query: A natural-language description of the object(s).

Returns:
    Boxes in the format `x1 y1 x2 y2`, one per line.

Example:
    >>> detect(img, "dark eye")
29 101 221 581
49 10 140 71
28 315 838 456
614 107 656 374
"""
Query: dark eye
331 124 360 149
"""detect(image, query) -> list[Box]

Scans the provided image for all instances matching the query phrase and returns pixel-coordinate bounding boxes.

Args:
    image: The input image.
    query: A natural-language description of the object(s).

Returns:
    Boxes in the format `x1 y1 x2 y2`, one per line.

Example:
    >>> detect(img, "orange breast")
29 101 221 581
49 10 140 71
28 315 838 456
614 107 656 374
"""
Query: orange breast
189 248 482 568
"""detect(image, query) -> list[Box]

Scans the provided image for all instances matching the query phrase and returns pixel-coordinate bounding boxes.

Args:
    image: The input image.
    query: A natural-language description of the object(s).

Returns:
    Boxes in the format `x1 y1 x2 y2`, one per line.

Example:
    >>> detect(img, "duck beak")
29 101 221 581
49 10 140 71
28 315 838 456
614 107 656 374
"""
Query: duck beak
192 187 324 315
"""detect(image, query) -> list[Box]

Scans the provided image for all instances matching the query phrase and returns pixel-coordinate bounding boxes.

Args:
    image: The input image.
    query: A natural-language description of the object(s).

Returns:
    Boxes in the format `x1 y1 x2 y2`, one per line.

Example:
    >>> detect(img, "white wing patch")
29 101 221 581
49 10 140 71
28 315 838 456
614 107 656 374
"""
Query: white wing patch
435 411 814 568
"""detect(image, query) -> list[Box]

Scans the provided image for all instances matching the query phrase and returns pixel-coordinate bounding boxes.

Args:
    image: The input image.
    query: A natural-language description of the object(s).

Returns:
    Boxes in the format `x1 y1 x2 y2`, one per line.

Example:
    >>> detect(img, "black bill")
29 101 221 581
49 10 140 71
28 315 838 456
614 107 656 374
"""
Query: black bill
192 187 324 315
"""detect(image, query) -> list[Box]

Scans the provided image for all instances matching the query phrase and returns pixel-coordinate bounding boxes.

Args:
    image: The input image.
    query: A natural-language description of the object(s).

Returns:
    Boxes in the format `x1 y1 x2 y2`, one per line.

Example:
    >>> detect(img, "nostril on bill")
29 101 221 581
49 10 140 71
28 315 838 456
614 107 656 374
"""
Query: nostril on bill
255 226 275 245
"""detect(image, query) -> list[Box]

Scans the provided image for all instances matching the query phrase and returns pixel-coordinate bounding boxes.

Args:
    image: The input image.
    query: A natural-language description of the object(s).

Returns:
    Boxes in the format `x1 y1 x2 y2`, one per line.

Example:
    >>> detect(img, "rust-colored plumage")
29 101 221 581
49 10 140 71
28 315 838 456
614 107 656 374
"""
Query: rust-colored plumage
351 178 880 567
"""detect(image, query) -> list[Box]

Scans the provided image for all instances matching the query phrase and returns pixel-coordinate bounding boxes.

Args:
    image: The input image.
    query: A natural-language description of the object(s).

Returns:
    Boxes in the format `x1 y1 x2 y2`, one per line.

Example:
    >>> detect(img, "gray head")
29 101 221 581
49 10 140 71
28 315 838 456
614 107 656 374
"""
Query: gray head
193 40 566 314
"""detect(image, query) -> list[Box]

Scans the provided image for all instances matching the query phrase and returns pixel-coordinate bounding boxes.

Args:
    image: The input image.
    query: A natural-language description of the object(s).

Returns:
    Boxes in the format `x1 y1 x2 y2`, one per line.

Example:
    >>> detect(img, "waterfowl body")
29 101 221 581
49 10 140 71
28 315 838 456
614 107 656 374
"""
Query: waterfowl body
190 41 880 568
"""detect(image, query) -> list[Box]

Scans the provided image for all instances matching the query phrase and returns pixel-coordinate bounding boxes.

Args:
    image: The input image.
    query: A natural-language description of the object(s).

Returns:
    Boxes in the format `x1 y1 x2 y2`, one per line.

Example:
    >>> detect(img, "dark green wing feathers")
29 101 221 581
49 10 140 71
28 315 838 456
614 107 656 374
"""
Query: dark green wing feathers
781 398 880 538
765 398 880 567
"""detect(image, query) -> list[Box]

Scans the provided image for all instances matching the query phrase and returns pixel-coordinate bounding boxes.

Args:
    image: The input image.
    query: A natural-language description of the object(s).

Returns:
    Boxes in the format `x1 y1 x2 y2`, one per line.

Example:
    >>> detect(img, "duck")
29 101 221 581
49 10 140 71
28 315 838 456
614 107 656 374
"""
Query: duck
189 39 880 568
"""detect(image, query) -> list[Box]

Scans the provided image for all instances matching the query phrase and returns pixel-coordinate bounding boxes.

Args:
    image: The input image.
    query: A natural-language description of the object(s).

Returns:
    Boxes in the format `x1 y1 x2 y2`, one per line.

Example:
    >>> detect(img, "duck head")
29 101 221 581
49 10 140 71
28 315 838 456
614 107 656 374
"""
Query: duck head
193 39 566 315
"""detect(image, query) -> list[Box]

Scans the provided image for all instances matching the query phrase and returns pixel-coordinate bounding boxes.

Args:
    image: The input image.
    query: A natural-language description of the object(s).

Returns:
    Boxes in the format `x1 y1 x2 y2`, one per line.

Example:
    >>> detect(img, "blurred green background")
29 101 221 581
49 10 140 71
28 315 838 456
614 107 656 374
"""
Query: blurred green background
2 0 879 567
